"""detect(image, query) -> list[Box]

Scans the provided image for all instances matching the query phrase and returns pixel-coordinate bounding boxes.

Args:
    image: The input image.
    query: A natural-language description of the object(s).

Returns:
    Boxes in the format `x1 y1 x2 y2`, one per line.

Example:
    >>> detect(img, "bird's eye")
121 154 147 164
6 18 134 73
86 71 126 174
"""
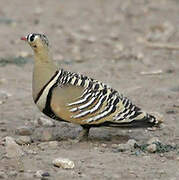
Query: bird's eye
29 34 35 42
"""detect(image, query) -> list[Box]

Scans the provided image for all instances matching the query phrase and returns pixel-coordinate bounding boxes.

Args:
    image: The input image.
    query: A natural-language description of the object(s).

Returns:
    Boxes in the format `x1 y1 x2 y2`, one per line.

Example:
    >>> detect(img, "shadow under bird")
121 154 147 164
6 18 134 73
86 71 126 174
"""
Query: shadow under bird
21 33 163 141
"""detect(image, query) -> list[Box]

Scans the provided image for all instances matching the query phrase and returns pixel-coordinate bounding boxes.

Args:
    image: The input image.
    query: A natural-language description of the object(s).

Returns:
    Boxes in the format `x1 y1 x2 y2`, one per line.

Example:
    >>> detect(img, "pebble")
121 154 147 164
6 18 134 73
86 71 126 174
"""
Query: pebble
117 143 130 152
5 136 24 158
0 171 7 179
52 158 75 169
40 129 53 142
85 36 96 43
111 144 118 148
176 157 179 161
48 141 58 148
15 136 32 145
42 172 50 177
34 170 44 178
32 127 60 142
147 137 160 145
17 51 31 58
26 149 37 155
8 170 17 177
15 126 33 136
109 32 119 40
101 143 107 148
126 139 137 148
37 117 55 127
38 141 58 150
112 139 137 152
38 142 49 150
165 109 177 114
114 43 124 52
0 91 11 98
146 144 157 153
0 90 11 104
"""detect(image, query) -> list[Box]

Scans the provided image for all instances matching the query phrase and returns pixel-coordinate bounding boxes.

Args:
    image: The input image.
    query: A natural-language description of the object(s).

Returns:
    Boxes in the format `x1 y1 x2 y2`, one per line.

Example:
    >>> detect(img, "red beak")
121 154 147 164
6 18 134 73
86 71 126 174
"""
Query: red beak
21 36 27 41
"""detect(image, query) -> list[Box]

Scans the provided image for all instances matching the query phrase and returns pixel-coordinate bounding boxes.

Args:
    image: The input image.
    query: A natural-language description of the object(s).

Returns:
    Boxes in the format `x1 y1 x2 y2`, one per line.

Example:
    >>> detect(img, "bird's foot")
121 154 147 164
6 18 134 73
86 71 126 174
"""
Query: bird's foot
69 126 90 143
76 127 89 142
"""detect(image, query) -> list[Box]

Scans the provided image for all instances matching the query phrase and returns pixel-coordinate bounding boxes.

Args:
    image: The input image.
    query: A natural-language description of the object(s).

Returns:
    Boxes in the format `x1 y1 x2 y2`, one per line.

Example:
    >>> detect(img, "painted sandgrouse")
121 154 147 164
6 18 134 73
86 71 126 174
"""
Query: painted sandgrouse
21 33 162 141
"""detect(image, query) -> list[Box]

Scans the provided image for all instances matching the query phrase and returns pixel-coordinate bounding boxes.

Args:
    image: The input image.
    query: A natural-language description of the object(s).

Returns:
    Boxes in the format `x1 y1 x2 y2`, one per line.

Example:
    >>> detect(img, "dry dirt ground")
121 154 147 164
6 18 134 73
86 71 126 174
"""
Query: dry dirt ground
0 0 179 179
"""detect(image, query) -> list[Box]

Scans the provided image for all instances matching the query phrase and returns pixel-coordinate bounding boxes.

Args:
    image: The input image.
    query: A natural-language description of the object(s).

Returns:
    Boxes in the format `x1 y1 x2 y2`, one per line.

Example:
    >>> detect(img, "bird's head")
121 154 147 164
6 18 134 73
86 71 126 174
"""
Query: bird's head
21 33 49 53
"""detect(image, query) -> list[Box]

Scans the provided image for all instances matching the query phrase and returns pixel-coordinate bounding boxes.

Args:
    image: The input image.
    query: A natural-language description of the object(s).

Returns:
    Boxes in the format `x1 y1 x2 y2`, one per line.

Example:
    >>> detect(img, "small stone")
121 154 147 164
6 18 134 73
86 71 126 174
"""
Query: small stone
17 51 31 58
42 172 50 177
0 171 7 179
8 170 17 177
158 169 166 174
48 141 58 148
110 32 119 40
114 43 124 52
111 144 118 148
137 52 144 60
147 137 160 145
146 144 157 153
85 36 96 43
26 149 37 155
117 143 130 152
37 117 55 127
147 127 157 131
15 136 32 145
52 158 75 169
38 142 49 150
0 90 11 103
32 127 60 142
101 143 107 148
127 139 137 148
34 170 44 178
15 126 33 136
5 136 23 158
158 123 165 129
42 130 53 141
165 109 177 114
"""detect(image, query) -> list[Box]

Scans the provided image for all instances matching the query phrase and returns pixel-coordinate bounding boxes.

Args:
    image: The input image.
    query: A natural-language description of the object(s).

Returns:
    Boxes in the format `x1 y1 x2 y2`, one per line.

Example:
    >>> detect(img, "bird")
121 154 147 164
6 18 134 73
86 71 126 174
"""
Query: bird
21 33 163 141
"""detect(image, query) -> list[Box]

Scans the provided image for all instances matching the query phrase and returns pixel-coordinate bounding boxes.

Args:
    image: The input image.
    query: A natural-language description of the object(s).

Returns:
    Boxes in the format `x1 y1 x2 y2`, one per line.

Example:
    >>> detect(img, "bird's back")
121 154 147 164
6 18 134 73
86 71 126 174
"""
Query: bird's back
34 68 159 127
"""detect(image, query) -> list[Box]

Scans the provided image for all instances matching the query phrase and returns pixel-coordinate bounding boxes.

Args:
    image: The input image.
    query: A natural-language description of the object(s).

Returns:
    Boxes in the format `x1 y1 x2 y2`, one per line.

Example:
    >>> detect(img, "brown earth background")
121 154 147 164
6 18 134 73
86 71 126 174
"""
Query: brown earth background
0 0 179 179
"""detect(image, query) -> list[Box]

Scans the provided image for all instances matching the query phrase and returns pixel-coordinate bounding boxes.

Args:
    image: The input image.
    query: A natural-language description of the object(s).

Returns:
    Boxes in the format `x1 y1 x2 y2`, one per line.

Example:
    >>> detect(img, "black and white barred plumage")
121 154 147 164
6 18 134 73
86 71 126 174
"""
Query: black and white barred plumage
35 68 159 127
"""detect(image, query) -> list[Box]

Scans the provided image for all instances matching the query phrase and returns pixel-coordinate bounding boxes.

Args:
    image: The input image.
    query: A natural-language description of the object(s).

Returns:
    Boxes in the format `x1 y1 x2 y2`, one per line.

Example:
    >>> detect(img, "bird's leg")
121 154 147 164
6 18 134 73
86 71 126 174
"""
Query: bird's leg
76 125 90 142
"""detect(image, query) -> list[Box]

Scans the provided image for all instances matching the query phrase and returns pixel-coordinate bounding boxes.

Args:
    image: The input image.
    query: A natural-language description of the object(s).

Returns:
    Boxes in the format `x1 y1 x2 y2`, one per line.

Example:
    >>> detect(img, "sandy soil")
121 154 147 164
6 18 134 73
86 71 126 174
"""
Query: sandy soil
0 0 179 179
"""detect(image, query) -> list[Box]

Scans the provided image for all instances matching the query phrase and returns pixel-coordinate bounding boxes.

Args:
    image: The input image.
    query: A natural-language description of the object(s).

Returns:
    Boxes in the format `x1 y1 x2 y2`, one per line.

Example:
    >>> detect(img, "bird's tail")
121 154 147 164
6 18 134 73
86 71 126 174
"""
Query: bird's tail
102 111 163 128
